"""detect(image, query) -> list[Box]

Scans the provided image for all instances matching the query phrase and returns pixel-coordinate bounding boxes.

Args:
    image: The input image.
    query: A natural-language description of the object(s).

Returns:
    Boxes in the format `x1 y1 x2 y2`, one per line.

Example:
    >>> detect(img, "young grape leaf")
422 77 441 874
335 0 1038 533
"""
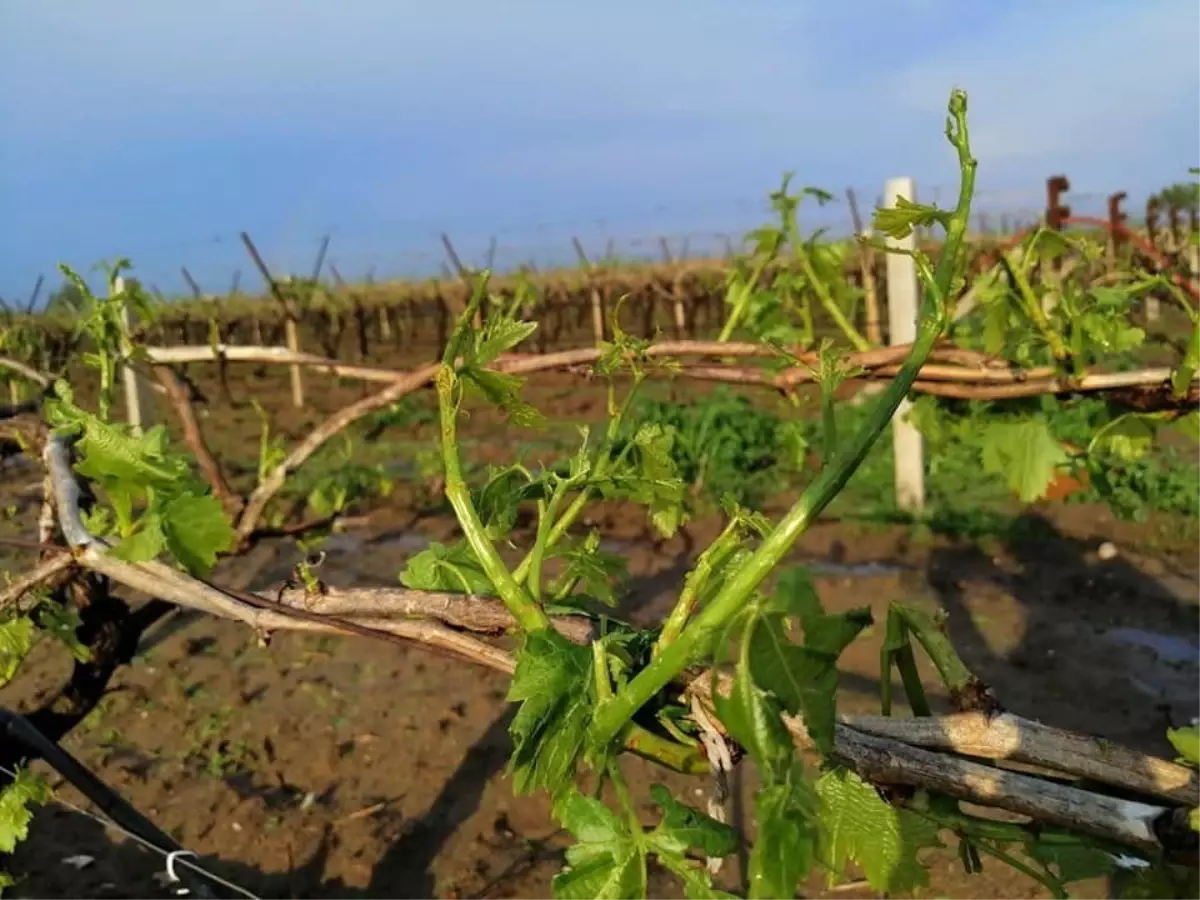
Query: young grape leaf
596 626 656 691
554 788 629 857
507 630 593 797
980 416 1068 502
461 366 546 428
45 381 234 573
603 424 687 537
747 763 818 900
646 784 738 860
766 566 822 620
1072 291 1146 356
646 786 739 899
815 768 942 894
1173 410 1200 442
655 858 738 900
1089 413 1159 464
475 317 538 366
713 635 793 783
161 491 237 575
473 465 537 539
748 606 871 757
33 600 92 663
1026 836 1116 884
0 768 51 853
1167 725 1200 766
80 506 115 539
0 617 35 687
1111 860 1199 899
306 462 393 519
46 386 187 487
550 531 627 607
400 541 494 595
873 196 952 239
552 785 738 900
552 789 647 899
109 513 167 564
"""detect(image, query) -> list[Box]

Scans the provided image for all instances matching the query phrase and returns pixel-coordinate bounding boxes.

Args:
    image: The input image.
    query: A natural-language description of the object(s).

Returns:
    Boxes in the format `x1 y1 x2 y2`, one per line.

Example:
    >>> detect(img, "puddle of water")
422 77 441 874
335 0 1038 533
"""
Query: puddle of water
807 560 906 578
322 531 429 555
1103 628 1199 667
329 532 906 580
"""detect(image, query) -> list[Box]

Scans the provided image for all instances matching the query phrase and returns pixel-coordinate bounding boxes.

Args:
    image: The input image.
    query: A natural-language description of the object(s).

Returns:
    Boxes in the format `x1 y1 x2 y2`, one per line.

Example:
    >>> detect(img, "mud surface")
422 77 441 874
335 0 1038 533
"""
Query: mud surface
1 356 1197 898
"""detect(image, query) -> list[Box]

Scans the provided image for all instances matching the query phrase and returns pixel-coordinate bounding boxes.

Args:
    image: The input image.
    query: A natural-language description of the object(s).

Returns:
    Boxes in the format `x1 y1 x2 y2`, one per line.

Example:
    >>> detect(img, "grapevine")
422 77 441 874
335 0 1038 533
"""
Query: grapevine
0 89 1196 899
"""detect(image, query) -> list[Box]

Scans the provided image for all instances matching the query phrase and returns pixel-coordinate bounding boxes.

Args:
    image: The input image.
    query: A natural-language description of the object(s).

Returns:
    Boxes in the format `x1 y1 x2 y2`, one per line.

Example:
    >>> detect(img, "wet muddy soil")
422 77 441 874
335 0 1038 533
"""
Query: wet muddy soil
1 355 1197 898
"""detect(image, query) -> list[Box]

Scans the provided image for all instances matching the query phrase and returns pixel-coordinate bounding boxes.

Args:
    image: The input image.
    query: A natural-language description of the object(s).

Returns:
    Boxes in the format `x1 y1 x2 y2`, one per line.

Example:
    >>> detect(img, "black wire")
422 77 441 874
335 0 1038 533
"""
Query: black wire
0 707 221 899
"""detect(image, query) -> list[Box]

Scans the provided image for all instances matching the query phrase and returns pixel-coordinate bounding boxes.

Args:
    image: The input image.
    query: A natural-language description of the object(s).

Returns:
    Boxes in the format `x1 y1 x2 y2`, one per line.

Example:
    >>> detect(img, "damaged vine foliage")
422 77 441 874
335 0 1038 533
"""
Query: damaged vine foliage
1 90 1197 899
357 91 1199 897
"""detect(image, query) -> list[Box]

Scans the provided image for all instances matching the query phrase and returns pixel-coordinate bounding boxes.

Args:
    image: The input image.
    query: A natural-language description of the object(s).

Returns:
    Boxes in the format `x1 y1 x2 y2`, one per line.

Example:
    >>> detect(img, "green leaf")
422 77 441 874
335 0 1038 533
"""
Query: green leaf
162 492 235 575
553 789 646 899
1027 836 1116 884
1090 413 1158 464
45 381 234 574
476 317 538 366
507 630 593 797
556 789 626 850
109 511 167 563
461 366 546 428
306 462 393 519
980 416 1068 502
554 844 645 899
1167 726 1200 766
400 541 495 595
1112 861 1198 899
815 768 942 894
659 860 738 900
604 423 687 537
748 607 871 757
109 504 165 561
33 600 92 663
551 531 627 606
647 784 738 859
553 783 738 900
747 764 818 899
767 566 821 621
1172 410 1199 442
873 196 952 239
473 465 535 539
0 617 35 687
0 768 51 854
45 388 186 487
80 505 114 539
712 637 793 783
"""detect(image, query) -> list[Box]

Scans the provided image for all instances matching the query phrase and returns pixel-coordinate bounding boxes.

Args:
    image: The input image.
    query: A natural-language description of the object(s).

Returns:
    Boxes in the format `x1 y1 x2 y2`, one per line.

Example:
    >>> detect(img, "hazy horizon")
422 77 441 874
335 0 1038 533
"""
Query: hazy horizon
3 0 1197 300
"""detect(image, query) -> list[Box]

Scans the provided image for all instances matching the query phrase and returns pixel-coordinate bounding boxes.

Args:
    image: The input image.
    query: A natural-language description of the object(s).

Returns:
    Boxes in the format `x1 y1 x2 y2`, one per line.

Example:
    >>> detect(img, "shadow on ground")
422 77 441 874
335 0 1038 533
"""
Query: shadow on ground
8 509 1198 899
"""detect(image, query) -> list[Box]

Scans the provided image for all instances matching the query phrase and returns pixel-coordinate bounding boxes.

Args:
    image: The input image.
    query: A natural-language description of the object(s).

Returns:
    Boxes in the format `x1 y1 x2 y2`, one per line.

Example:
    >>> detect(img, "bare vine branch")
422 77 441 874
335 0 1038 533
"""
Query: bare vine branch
0 552 74 612
153 365 243 517
27 435 1198 861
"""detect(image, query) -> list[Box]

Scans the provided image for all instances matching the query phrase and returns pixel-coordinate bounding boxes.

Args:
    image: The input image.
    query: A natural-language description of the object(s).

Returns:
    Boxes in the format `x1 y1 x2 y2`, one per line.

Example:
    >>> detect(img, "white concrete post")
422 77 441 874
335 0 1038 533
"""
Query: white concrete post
115 276 153 435
883 178 925 514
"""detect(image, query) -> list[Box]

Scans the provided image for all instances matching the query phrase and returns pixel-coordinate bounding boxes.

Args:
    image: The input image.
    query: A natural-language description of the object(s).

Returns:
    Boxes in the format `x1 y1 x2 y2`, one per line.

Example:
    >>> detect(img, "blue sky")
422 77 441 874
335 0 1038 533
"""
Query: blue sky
2 0 1197 300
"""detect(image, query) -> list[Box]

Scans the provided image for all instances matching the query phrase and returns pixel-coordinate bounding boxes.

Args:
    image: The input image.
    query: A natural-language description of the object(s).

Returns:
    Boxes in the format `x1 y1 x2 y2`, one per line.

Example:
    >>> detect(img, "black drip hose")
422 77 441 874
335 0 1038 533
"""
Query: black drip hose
0 707 221 899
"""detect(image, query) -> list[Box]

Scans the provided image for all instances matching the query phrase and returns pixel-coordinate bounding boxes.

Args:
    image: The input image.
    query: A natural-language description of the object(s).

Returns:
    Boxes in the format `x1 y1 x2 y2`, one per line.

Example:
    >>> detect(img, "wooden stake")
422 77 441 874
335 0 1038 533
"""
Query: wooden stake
572 237 606 346
846 188 882 346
